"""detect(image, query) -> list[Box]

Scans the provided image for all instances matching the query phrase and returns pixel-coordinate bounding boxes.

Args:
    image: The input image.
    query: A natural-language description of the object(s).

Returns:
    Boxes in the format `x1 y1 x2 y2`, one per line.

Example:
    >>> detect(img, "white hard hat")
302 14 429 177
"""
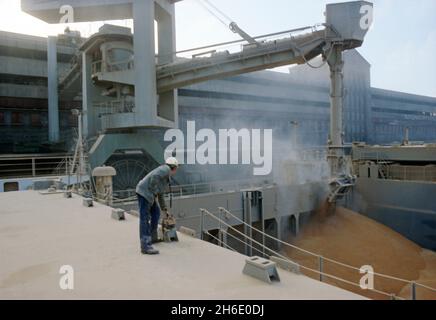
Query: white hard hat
165 157 179 168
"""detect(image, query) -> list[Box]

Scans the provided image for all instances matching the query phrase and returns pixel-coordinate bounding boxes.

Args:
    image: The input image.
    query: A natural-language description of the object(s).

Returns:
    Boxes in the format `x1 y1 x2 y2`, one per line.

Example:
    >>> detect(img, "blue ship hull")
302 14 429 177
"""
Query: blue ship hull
348 178 436 251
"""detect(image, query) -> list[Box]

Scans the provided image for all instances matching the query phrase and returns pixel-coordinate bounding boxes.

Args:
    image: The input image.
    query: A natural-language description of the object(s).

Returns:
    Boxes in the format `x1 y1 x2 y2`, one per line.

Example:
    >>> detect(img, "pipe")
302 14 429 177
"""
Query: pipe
327 44 345 177
47 36 59 143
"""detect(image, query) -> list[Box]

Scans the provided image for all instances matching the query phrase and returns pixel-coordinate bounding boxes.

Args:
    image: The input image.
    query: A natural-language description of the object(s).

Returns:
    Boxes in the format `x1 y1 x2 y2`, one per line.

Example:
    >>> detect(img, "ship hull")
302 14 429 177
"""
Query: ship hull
348 178 436 251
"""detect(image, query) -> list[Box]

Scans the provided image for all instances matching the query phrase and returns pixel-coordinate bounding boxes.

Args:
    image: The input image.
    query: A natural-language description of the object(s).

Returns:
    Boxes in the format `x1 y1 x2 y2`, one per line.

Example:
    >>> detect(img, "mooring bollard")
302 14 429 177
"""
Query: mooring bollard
111 208 125 221
82 198 93 207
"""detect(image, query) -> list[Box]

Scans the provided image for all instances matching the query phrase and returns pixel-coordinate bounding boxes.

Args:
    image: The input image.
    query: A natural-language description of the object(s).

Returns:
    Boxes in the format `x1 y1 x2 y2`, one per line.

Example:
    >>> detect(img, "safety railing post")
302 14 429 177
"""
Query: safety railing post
319 255 324 282
218 208 223 247
32 158 36 177
411 282 416 300
200 209 205 240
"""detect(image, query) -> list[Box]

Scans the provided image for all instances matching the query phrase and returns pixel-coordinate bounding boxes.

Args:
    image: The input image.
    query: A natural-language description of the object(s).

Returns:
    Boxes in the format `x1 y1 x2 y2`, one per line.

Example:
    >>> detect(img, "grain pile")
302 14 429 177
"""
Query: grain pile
283 202 436 300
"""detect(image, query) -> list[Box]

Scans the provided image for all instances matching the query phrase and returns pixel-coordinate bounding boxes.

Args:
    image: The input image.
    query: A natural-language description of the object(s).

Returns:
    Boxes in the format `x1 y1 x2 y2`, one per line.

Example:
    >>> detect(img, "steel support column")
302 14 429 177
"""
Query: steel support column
327 44 346 177
47 36 59 143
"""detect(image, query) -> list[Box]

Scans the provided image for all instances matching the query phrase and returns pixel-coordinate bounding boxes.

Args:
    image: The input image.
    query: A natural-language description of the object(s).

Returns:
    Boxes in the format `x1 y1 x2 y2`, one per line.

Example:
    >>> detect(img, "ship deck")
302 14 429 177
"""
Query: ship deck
0 190 365 300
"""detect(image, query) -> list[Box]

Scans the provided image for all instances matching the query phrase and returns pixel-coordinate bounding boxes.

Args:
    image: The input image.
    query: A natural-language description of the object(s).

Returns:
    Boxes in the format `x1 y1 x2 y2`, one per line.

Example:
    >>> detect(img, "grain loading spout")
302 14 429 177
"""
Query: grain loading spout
324 1 373 202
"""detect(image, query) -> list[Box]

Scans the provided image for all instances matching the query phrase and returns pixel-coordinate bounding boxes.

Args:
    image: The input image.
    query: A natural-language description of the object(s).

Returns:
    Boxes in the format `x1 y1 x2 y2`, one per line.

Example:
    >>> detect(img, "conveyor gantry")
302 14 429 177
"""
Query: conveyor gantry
156 28 328 93
59 26 329 95
84 24 361 95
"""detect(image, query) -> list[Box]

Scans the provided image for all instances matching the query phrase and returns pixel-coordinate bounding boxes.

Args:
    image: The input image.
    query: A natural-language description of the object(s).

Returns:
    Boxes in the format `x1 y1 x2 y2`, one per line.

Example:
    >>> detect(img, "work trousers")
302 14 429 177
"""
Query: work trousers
137 193 160 250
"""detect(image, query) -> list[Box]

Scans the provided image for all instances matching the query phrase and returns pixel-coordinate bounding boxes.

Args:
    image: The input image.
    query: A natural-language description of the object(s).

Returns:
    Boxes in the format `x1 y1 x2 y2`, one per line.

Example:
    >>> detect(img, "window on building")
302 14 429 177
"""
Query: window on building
11 112 23 125
0 112 4 125
30 113 40 127
108 48 133 63
107 48 134 71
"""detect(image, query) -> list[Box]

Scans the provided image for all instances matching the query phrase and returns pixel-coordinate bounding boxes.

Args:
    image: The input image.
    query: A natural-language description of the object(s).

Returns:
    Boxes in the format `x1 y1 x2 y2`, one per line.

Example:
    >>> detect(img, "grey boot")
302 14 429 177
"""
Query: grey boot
141 236 159 254
141 246 159 255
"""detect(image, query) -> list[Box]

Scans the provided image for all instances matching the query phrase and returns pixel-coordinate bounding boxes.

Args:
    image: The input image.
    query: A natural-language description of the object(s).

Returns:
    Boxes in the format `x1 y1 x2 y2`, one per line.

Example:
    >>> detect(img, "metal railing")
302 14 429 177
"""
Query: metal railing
352 150 388 162
0 154 73 179
94 100 135 117
110 178 273 204
352 150 393 180
386 165 436 182
91 59 134 75
107 59 134 72
170 178 273 198
156 24 325 65
91 60 102 75
199 207 436 300
52 156 71 176
353 148 436 182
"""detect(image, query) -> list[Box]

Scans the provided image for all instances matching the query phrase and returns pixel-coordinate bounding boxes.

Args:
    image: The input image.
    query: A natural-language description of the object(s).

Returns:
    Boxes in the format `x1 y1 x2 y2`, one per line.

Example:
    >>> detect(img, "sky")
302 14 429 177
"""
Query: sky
0 0 435 97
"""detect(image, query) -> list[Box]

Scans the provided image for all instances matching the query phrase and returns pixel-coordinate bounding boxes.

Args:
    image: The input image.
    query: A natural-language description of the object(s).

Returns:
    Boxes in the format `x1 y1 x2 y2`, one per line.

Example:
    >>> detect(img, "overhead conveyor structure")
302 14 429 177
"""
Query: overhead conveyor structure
156 27 328 93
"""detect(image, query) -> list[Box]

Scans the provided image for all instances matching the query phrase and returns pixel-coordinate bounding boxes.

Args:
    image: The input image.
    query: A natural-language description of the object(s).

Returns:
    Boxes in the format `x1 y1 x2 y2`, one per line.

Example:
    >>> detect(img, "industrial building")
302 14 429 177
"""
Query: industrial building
0 30 81 153
1 29 436 157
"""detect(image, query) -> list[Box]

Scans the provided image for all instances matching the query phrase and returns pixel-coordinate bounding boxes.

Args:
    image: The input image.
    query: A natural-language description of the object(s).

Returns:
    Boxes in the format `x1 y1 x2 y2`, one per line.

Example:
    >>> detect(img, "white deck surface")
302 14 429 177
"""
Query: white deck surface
0 191 365 300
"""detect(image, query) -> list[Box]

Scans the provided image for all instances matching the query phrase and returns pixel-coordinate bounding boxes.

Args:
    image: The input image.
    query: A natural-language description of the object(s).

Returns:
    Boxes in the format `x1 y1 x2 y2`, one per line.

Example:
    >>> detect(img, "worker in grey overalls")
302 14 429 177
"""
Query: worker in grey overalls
135 157 179 255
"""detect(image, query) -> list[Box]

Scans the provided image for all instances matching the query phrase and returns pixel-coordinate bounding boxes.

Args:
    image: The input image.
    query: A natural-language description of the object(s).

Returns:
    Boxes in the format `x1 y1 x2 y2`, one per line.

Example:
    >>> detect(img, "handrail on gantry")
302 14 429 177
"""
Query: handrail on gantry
155 24 327 62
